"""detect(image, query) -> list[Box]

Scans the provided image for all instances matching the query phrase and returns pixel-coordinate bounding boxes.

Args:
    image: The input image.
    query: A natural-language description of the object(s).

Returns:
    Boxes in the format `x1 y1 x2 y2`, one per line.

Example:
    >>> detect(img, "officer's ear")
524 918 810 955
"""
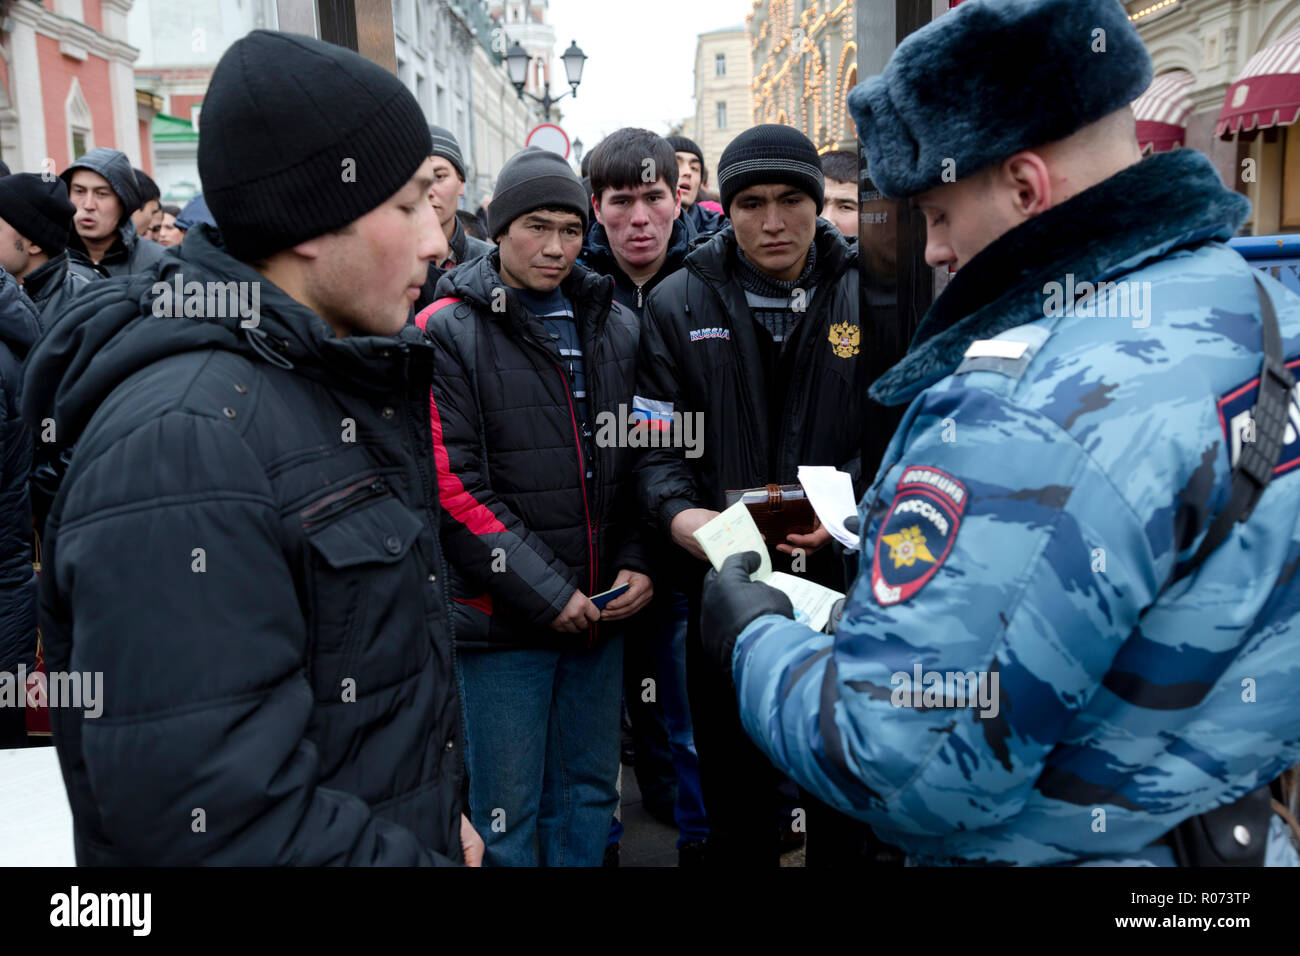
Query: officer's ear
998 151 1052 220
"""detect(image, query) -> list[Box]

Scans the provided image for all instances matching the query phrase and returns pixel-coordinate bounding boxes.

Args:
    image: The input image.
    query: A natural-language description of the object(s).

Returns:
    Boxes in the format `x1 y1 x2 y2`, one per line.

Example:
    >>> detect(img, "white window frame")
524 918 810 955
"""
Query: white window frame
66 78 94 163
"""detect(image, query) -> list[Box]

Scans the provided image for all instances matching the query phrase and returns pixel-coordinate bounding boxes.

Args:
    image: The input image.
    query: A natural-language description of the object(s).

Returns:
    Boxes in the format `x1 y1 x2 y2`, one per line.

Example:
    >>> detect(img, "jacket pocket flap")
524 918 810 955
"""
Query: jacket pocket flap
306 495 423 569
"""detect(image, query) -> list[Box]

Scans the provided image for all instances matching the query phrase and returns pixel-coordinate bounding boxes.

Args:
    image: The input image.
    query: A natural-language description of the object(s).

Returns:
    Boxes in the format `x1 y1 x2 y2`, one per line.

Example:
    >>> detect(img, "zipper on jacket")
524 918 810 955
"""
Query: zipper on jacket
300 475 389 529
513 286 608 648
405 344 467 795
579 294 613 649
552 361 598 648
689 262 770 482
773 256 853 477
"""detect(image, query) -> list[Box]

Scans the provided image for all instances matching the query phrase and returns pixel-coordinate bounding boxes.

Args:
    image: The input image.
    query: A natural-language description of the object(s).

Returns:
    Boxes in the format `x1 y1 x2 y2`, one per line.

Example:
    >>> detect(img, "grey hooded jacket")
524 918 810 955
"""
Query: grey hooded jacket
61 148 166 277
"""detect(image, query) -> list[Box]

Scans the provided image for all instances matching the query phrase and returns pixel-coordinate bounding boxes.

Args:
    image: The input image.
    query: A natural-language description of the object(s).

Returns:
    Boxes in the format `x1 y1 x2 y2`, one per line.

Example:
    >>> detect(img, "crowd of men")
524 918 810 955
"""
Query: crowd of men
2 0 1299 869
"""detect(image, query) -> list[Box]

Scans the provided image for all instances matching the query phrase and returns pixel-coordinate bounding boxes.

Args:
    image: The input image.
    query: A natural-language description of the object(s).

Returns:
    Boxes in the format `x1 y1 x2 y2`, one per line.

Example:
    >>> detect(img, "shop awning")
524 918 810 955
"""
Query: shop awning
1217 27 1300 136
1132 70 1194 152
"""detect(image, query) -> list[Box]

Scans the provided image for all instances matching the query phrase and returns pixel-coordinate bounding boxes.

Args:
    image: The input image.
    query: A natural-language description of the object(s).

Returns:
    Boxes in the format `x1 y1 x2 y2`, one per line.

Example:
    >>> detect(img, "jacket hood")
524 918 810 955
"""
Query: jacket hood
0 266 40 362
435 250 616 328
581 218 690 288
683 217 857 290
60 147 141 227
869 149 1252 406
22 223 428 448
175 194 216 232
681 200 726 240
448 216 493 266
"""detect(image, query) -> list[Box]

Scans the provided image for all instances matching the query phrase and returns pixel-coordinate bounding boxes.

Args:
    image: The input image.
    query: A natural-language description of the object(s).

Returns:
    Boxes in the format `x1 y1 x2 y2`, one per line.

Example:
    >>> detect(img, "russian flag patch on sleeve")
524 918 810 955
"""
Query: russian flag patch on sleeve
632 395 674 433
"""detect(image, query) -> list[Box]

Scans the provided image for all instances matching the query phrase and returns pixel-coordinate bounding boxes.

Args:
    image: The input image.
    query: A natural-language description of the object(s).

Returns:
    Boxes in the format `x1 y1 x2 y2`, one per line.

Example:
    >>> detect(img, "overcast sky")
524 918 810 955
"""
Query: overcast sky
543 0 752 154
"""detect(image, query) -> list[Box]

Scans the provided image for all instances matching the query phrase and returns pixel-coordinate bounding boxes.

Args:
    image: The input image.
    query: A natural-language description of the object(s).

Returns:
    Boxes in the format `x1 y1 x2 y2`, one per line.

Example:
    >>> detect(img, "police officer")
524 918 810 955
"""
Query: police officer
700 0 1300 866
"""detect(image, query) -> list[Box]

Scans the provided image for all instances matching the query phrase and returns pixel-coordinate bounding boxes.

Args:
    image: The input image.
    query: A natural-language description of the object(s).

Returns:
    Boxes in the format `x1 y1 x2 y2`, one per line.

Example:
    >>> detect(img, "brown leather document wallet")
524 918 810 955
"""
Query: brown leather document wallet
724 483 816 544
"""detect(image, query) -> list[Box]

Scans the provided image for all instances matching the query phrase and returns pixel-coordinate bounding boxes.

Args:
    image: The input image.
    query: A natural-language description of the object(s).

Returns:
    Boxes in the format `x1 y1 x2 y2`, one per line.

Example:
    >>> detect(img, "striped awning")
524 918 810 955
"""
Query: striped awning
1217 27 1300 136
1132 70 1194 152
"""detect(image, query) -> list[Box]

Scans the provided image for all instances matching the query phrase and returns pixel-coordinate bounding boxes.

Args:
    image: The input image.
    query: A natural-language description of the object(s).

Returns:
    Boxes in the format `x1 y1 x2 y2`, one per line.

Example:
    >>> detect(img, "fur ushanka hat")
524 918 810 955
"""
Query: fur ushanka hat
846 0 1153 199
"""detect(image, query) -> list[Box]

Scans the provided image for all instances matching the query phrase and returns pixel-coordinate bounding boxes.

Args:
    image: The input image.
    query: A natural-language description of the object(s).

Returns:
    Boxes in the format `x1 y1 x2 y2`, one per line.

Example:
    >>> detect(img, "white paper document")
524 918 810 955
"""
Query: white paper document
796 465 861 551
764 571 843 632
692 501 772 580
694 502 844 632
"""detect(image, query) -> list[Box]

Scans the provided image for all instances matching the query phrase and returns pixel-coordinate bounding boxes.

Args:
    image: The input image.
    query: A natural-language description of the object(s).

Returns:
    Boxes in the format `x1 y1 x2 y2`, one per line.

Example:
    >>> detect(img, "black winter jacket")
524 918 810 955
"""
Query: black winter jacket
0 267 38 674
23 251 102 331
421 253 648 650
21 224 465 865
637 221 872 534
24 252 103 540
67 220 165 278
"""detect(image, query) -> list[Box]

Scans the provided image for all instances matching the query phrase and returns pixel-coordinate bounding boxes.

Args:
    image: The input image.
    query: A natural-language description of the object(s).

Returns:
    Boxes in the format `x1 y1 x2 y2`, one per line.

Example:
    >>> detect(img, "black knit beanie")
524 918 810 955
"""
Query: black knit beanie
668 134 708 187
428 125 467 181
0 173 75 257
717 125 825 215
198 30 432 262
488 147 589 239
667 135 703 165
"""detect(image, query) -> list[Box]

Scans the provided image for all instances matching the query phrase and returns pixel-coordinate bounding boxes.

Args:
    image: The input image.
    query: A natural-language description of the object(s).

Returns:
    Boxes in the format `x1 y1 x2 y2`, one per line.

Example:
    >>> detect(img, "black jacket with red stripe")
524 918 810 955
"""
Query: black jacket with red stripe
419 252 649 649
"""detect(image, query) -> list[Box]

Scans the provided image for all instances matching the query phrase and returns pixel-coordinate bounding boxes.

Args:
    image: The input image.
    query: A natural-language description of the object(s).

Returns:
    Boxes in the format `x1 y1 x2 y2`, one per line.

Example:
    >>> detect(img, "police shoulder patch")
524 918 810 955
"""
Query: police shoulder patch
1217 355 1300 475
871 466 967 607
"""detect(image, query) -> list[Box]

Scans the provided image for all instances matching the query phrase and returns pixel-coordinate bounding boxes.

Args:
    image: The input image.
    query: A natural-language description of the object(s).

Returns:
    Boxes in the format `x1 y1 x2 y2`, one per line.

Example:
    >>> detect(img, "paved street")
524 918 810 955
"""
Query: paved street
618 768 806 867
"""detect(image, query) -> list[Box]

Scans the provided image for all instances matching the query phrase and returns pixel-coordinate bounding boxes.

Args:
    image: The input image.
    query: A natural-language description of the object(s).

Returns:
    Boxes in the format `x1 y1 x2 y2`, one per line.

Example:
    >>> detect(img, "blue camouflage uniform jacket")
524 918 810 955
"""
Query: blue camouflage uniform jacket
730 149 1300 865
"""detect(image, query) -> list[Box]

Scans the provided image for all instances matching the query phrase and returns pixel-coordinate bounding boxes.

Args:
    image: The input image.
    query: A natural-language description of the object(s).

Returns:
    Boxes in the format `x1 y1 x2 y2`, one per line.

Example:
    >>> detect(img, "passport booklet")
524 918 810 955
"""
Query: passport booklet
693 502 843 632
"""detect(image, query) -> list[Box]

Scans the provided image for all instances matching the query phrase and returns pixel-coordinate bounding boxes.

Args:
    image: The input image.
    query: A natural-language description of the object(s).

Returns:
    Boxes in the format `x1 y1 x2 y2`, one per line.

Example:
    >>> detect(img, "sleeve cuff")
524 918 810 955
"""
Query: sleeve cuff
659 496 697 532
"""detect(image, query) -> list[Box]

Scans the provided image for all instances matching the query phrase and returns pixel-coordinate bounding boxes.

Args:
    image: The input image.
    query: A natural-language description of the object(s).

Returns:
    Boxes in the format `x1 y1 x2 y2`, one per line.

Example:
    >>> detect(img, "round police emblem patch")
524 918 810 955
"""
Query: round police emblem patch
871 466 967 606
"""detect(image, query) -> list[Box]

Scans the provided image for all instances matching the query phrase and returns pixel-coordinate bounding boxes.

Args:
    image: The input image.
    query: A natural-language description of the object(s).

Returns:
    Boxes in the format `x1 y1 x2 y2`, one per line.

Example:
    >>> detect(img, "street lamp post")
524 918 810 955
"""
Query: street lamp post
506 38 587 122
573 138 584 164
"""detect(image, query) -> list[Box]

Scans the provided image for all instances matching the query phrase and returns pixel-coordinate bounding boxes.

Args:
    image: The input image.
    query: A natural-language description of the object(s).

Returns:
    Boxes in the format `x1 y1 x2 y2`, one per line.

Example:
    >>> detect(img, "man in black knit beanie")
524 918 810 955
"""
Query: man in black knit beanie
636 123 879 867
22 29 480 866
667 135 725 239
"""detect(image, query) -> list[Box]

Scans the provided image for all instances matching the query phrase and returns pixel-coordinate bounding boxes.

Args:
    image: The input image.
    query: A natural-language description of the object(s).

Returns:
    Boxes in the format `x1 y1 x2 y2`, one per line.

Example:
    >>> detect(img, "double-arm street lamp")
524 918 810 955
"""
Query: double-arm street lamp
506 38 587 122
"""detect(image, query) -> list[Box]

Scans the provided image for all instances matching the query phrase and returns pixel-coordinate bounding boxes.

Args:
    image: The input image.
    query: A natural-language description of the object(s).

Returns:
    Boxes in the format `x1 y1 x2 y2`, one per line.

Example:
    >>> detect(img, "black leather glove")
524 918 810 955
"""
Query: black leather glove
700 551 795 671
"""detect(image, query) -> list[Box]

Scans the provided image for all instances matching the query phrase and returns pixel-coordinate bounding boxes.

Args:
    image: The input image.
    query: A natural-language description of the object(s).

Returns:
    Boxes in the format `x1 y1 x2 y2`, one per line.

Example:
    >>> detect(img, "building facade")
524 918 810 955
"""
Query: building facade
394 0 474 191
1130 0 1300 236
692 25 748 179
748 0 857 153
394 0 546 209
128 0 277 201
122 0 544 210
0 0 158 178
488 0 553 102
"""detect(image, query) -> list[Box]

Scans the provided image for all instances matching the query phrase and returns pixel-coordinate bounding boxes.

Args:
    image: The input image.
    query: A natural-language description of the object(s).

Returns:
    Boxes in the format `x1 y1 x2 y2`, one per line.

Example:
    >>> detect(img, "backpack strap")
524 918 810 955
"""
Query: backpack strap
414 296 462 332
1172 272 1295 585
